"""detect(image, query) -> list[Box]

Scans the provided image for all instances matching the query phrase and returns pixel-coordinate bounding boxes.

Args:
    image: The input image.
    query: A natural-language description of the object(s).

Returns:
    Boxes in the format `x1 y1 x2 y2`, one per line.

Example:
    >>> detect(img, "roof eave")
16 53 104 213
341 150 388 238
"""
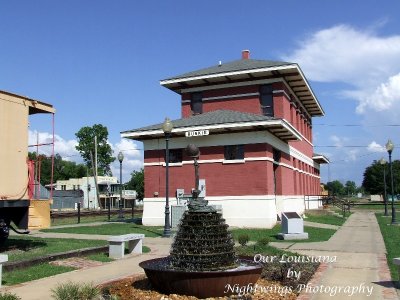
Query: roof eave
313 155 330 164
160 64 298 87
160 64 324 117
121 119 302 142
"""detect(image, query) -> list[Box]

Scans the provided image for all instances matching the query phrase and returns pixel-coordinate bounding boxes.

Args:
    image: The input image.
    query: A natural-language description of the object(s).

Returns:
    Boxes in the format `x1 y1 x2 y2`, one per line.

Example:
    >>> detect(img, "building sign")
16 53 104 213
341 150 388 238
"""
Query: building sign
123 190 137 199
185 130 210 137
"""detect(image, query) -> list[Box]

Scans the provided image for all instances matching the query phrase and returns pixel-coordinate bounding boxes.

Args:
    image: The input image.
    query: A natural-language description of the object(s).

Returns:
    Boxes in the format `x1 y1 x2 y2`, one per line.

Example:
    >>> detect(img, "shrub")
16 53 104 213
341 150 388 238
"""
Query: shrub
0 292 21 300
257 237 270 246
79 283 101 299
51 281 102 300
237 234 250 246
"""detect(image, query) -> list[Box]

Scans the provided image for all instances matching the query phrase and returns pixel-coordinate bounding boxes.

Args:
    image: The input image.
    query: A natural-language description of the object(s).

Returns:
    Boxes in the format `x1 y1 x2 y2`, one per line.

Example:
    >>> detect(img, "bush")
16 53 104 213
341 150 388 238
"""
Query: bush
238 234 250 246
0 292 21 300
51 282 101 300
257 237 270 246
261 260 319 290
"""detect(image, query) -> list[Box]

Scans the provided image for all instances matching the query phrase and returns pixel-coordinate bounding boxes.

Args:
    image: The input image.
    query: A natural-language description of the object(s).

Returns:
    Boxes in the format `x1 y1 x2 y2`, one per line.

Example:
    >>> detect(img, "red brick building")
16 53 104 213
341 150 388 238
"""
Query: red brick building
122 50 328 228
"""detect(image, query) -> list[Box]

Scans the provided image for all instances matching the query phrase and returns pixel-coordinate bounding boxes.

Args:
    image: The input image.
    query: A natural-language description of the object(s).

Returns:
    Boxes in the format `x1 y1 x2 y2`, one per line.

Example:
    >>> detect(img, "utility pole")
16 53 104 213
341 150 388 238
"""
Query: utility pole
94 136 98 177
90 151 100 209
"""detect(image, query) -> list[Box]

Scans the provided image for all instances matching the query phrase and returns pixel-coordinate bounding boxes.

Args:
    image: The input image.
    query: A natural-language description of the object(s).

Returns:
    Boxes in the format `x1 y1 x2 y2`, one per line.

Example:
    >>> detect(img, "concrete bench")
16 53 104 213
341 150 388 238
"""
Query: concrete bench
108 234 145 259
393 258 400 281
0 254 8 288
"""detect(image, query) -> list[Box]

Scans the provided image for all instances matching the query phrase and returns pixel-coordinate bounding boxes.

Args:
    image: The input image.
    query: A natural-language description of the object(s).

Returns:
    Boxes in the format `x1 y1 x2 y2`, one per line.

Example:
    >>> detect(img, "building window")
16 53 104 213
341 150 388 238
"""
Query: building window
61 185 66 190
273 148 281 163
260 84 273 117
191 92 203 115
166 149 182 163
224 145 244 160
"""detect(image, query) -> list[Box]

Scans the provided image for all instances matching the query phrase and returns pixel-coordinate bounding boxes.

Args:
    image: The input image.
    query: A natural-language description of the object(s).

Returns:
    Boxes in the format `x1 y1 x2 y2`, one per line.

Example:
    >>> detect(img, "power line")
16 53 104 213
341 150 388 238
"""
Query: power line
315 144 400 148
313 124 400 127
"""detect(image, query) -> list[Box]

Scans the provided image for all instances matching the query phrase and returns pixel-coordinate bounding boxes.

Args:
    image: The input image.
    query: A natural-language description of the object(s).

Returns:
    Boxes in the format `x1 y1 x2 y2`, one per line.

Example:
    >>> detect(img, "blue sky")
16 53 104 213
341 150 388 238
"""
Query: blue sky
2 1 400 185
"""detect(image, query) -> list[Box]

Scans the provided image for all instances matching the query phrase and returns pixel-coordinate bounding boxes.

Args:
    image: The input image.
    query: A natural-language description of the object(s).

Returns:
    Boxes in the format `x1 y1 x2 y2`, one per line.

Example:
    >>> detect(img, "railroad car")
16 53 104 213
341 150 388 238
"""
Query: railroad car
0 90 55 243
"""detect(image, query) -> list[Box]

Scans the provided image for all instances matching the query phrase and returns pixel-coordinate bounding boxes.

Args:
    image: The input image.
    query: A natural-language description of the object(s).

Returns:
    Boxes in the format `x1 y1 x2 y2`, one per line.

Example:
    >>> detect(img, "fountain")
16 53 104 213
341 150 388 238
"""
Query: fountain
139 144 262 298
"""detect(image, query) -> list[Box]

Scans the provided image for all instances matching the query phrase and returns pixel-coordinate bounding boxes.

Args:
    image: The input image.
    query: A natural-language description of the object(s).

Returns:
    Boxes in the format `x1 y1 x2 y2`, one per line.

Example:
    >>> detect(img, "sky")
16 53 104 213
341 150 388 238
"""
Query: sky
1 1 400 185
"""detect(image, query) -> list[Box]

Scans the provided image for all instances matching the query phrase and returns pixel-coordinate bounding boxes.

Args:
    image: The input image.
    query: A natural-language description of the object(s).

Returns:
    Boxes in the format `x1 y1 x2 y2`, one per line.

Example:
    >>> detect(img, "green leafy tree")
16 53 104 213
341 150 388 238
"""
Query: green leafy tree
345 180 357 196
75 124 115 176
126 168 144 200
362 159 400 195
326 180 345 196
28 153 87 185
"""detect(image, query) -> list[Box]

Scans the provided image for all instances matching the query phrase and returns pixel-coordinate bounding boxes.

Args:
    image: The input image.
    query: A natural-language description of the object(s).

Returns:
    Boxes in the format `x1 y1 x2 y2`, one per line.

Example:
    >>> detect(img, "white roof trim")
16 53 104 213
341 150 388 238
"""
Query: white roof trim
162 65 324 117
313 155 330 164
121 119 302 141
295 65 324 116
160 64 298 86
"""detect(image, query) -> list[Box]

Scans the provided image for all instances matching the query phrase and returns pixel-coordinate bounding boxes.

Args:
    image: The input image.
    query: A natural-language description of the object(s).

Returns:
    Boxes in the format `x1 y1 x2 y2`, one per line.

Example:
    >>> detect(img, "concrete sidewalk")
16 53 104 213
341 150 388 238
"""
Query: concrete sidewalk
3 236 172 300
272 211 399 299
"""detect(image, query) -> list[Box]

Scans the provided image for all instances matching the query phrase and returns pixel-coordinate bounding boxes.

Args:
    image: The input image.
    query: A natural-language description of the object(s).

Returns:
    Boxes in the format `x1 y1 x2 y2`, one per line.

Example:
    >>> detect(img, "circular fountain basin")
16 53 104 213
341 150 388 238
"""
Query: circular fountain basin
139 256 263 298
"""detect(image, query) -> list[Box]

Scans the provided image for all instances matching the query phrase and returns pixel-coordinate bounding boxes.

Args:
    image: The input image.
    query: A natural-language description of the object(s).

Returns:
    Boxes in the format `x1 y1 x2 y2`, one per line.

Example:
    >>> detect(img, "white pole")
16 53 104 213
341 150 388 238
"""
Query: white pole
94 135 98 178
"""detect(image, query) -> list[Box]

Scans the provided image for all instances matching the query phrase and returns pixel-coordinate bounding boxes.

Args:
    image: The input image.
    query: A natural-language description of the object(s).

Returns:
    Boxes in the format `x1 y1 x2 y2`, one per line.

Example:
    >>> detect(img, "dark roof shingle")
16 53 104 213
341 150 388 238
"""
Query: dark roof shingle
162 59 293 81
122 110 275 134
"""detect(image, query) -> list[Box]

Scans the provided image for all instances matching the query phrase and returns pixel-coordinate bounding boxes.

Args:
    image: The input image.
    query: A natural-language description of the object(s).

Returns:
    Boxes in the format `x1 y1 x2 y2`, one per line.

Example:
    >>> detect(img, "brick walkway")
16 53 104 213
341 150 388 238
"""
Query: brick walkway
49 257 104 269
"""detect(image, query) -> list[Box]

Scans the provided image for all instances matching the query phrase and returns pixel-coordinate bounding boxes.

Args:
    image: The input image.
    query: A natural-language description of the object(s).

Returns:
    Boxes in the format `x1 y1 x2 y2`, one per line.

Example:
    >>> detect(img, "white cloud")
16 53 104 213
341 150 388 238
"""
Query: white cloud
356 73 400 114
29 130 143 182
110 139 143 182
330 135 348 148
283 24 400 85
29 130 80 161
283 24 400 118
346 149 359 162
367 141 386 153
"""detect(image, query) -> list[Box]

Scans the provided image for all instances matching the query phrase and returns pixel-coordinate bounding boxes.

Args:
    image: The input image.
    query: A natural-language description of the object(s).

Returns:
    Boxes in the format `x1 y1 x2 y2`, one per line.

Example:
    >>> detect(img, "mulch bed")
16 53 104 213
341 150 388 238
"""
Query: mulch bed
100 275 298 300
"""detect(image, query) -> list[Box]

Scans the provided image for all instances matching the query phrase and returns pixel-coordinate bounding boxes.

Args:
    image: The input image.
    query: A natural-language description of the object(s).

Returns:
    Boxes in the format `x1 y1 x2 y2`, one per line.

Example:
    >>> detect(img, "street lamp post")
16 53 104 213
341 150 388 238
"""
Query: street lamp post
118 151 124 220
379 158 389 216
386 140 398 225
162 117 173 237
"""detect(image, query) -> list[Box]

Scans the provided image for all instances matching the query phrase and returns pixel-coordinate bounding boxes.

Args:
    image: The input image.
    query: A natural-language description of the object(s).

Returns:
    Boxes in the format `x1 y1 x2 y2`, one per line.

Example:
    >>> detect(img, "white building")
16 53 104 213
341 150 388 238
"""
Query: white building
55 176 136 209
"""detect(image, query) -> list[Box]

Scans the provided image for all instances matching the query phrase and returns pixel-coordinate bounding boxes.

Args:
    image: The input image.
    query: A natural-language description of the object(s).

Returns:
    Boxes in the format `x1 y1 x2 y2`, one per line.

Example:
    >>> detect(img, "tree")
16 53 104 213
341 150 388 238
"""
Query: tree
362 159 400 195
75 124 115 176
345 180 357 196
126 168 144 200
28 153 87 185
326 180 345 196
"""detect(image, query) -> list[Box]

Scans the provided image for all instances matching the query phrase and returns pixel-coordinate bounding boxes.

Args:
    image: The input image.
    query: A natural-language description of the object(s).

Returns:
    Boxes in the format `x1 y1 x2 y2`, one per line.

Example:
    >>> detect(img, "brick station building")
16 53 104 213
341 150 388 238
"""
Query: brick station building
122 50 328 228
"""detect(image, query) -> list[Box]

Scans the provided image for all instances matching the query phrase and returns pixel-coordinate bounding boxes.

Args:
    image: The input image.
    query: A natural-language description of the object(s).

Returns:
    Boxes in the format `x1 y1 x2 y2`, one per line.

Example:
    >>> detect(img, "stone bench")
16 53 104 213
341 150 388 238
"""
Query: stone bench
108 234 145 259
393 258 400 281
0 254 8 288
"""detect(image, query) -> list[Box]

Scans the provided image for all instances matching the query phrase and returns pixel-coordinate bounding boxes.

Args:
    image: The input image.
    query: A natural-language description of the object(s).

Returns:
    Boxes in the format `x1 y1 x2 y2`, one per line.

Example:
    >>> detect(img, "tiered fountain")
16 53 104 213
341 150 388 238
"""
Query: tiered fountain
139 144 262 298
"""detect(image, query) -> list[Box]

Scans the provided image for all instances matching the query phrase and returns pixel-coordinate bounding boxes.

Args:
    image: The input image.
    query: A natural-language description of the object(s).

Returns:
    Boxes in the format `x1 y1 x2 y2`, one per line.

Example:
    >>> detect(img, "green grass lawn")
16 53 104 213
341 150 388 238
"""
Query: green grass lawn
354 203 400 210
42 223 164 237
1 236 107 262
304 212 347 226
375 213 400 282
230 225 336 243
1 238 151 286
3 263 76 286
